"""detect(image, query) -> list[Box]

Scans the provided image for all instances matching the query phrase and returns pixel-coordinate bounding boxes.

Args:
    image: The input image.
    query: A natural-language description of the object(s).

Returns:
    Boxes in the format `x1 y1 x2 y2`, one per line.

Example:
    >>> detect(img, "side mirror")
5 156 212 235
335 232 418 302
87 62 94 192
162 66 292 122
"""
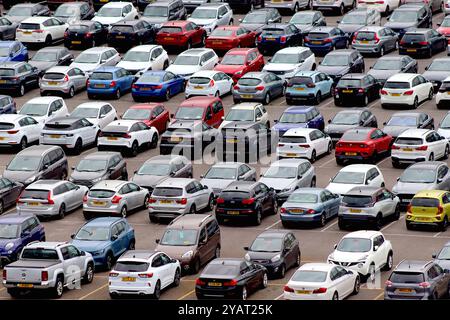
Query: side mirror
432 252 437 258
43 164 50 170
243 246 249 251
155 238 160 244
71 166 75 171
111 234 119 241
274 119 278 123
425 66 429 71
359 121 364 126
22 230 31 237
437 178 443 183
81 251 86 256
366 179 372 185
169 171 175 177
336 20 340 24
170 114 174 119
297 174 303 179
383 122 387 126
437 23 441 27
70 234 75 239
199 238 207 245
319 61 322 65
327 119 331 124
239 18 242 22
373 245 379 252
100 59 106 64
333 244 337 249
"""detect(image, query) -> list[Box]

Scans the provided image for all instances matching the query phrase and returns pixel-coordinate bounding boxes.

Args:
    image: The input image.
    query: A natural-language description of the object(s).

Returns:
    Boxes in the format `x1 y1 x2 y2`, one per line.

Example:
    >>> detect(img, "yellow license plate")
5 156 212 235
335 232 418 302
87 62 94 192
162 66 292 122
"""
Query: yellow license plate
290 209 303 213
122 277 136 282
402 148 413 152
295 87 305 91
48 81 58 85
50 134 61 138
312 41 321 44
95 84 106 88
17 284 33 288
342 89 353 93
27 202 40 206
116 36 126 39
100 0 108 2
241 94 253 98
0 137 5 140
360 40 369 44
265 37 276 41
350 208 361 213
107 137 118 140
390 93 401 96
165 37 174 41
212 41 222 45
286 153 297 157
345 152 357 156
296 290 311 294
272 0 282 2
228 211 239 215
398 288 413 293
208 282 222 286
160 200 173 204
407 49 416 52
72 41 81 44
447 91 450 95
92 201 106 206
226 139 237 143
23 31 32 35
416 217 431 221
0 80 6 84
194 86 203 89
170 137 181 142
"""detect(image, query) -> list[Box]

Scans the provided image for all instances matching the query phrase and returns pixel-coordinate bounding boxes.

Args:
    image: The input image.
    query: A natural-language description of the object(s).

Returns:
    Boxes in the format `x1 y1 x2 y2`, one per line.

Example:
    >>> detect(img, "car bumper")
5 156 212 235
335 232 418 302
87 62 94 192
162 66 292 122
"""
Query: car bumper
215 208 257 219
399 47 430 55
233 92 265 102
391 153 427 163
40 83 72 93
17 206 59 217
87 88 116 95
83 204 122 215
280 213 322 223
3 281 53 290
285 91 316 100
352 44 381 53
339 213 377 224
109 282 156 295
132 88 166 98
185 87 217 97
40 137 77 148
304 43 334 53
284 291 331 300
196 286 241 299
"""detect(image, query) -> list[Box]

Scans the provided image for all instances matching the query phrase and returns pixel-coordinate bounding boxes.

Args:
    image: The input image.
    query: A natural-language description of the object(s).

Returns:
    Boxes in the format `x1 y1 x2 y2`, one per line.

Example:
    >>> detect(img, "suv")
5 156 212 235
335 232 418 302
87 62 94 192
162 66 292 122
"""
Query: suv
155 214 221 273
3 145 68 186
384 4 432 38
70 47 121 76
385 260 450 300
0 62 40 96
141 0 187 29
188 3 233 35
313 0 356 15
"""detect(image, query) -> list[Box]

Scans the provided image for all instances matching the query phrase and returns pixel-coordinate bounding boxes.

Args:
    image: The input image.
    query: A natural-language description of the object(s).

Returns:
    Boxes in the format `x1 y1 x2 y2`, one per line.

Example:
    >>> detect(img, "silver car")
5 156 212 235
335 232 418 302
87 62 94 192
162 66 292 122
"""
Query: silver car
40 66 88 98
16 180 88 219
259 158 316 204
200 162 257 197
233 72 286 105
352 26 398 57
83 180 149 219
392 161 450 209
148 178 214 222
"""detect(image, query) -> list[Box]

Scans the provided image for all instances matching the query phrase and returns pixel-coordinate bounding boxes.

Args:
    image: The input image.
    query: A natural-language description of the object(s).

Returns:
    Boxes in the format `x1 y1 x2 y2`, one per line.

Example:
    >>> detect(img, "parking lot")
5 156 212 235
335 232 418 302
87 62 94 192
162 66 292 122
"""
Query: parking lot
0 8 450 300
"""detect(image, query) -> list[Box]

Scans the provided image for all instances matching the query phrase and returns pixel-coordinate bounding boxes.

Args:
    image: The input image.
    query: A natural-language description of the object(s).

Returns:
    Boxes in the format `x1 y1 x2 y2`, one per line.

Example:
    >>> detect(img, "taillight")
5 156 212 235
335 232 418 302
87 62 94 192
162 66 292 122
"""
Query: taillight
64 75 69 82
209 79 215 87
154 84 163 89
242 198 255 205
438 205 444 214
418 41 428 46
87 79 90 86
233 85 240 90
304 36 309 43
176 198 188 205
123 133 131 138
306 83 316 88
306 209 316 214
323 38 332 43
83 194 88 203
284 285 294 292
7 130 19 134
403 90 414 96
380 89 388 95
280 208 286 213
419 282 430 288
149 198 157 204
287 83 294 87
375 0 384 2
280 36 287 43
110 81 116 87
196 278 206 286
416 145 428 151
109 272 119 277
391 144 400 150
33 29 44 33
138 273 153 278
400 40 406 45
47 191 55 205
255 85 265 91
358 88 365 93
111 195 122 204
299 144 310 148
85 32 93 38
132 84 139 89
359 144 368 148
2 270 6 280
223 279 238 286
374 34 380 43
216 197 225 204
352 32 358 44
41 271 48 282
313 287 327 294
257 35 262 42
64 31 68 37
385 280 392 287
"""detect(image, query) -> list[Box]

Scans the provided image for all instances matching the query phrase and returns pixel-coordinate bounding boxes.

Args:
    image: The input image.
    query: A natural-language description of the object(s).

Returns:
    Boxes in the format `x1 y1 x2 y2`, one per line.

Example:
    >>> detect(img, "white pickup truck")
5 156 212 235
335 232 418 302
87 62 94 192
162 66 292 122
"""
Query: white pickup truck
2 242 94 298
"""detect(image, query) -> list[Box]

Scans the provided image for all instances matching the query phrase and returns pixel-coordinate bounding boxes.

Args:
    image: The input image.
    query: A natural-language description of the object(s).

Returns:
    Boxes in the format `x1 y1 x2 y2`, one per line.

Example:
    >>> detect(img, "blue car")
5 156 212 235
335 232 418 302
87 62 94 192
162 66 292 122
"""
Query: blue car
0 95 16 114
280 188 340 227
256 23 302 54
286 71 334 105
273 106 325 136
304 27 349 55
131 71 185 102
87 66 134 100
70 217 135 270
0 214 45 267
0 41 28 62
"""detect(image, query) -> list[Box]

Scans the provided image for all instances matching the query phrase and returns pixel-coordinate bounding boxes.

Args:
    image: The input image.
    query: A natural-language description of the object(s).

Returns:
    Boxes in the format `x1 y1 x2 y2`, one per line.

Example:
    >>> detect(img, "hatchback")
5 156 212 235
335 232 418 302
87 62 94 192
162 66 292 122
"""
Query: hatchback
107 20 156 50
64 21 109 49
317 49 365 83
185 70 233 99
273 106 325 137
285 71 333 105
70 102 117 130
205 26 258 53
256 24 302 54
70 47 121 76
166 48 219 79
334 74 380 106
406 190 450 231
436 77 450 109
423 58 450 93
325 109 378 144
232 71 285 105
0 41 28 63
304 27 349 55
337 8 381 38
239 8 282 32
174 96 225 128
352 26 398 56
263 47 316 80
219 102 269 129
289 11 327 41
87 67 134 100
187 3 233 35
399 29 447 58
141 0 187 24
384 4 432 38
121 103 169 133
214 48 265 83
40 66 88 98
29 47 74 77
16 17 68 46
0 62 40 96
0 114 41 150
117 45 170 78
19 96 69 125
367 55 418 85
156 21 206 50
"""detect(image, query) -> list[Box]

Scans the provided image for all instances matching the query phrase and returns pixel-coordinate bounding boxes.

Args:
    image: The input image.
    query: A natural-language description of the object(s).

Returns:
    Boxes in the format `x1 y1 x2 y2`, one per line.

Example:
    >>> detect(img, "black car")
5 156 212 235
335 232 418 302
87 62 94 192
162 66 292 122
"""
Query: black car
0 62 40 97
64 21 109 49
0 17 18 41
334 74 380 107
225 0 265 13
107 20 156 50
367 55 418 85
399 29 448 58
317 49 365 84
215 181 277 225
244 230 300 278
29 47 74 76
423 58 450 93
195 258 268 300
0 177 23 215
382 112 434 138
325 109 378 144
256 23 302 54
289 10 326 42
239 8 283 32
385 4 432 38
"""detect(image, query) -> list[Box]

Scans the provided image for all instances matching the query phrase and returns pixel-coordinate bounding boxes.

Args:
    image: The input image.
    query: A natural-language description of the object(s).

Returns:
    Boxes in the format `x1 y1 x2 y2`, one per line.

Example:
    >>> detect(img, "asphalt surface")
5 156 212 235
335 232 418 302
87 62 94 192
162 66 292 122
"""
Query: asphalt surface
0 9 450 301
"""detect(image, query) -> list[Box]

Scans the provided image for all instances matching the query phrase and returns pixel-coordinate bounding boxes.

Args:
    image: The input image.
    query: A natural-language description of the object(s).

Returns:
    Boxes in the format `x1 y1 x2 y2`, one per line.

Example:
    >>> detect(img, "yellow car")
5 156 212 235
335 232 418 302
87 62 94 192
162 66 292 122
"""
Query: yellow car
406 190 450 231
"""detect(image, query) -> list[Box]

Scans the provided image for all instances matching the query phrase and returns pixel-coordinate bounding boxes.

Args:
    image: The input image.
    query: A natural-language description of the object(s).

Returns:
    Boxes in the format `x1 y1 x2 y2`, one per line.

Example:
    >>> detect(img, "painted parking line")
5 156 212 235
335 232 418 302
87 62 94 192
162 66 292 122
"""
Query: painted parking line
274 293 284 300
433 232 443 238
177 289 195 300
381 214 405 232
376 156 391 167
320 220 338 232
373 291 384 300
318 156 337 168
78 283 108 300
317 99 334 109
265 220 281 230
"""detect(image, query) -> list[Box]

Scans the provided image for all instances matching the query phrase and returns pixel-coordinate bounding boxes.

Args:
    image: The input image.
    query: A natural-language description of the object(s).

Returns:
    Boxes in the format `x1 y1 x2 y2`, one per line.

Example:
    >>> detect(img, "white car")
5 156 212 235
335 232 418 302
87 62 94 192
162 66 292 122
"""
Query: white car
70 47 121 75
436 76 450 109
0 114 42 150
283 263 360 300
40 116 100 154
313 0 356 15
381 73 434 109
16 17 68 45
98 120 159 156
108 250 181 299
187 3 233 35
357 0 399 14
326 164 385 196
166 48 219 79
391 129 450 167
92 2 139 28
327 231 394 280
263 47 316 80
446 0 450 14
185 70 233 98
116 45 169 77
219 103 269 130
277 128 332 162
70 102 117 130
18 96 69 125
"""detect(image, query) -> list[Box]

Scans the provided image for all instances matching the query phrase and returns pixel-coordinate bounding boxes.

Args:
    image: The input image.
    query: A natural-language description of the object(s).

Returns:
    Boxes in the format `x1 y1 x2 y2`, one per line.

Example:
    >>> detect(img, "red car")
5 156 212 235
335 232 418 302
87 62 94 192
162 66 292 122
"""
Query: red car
437 17 450 43
173 96 224 128
205 26 258 52
121 103 170 134
156 21 206 50
335 128 392 165
214 48 264 82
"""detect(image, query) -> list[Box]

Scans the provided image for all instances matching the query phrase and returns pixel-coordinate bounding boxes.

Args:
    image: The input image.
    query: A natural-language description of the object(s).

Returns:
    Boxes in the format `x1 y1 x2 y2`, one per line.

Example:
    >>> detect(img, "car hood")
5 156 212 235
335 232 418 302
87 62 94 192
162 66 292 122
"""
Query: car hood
317 65 349 76
141 17 168 24
367 68 400 81
166 64 200 75
29 61 56 72
437 128 450 139
155 244 196 260
0 238 19 249
200 178 235 191
263 63 299 72
330 250 370 263
117 61 151 71
240 23 264 32
70 62 99 72
259 177 295 190
71 240 110 252
384 22 417 30
326 124 357 134
92 16 124 25
4 15 28 23
56 16 79 25
392 181 435 194
131 174 168 188
247 250 280 261
326 182 362 195
2 170 36 184
382 125 411 138
70 170 106 181
338 24 364 33
214 64 245 74
188 18 216 26
274 122 307 132
422 71 449 82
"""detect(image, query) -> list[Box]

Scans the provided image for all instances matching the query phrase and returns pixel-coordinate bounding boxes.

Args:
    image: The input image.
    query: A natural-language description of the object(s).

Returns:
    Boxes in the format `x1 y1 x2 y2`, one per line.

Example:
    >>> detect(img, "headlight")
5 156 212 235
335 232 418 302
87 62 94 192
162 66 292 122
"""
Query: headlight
92 249 105 256
5 242 14 250
25 176 36 184
271 254 281 263
244 253 250 261
91 177 102 183
182 250 193 259
281 186 294 193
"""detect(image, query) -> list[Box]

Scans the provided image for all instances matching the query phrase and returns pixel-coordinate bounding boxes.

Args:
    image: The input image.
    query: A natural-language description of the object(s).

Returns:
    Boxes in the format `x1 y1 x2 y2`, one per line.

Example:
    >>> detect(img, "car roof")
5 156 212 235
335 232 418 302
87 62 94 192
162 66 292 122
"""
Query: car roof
17 145 61 156
167 120 200 129
264 23 290 29
258 229 292 238
118 250 159 261
0 114 28 122
144 155 186 164
180 96 218 107
198 3 228 7
275 47 310 54
326 49 357 55
241 72 266 79
27 96 61 104
226 48 256 55
73 20 96 26
84 151 120 160
341 73 366 80
395 260 434 272
291 187 327 195
211 162 246 169
75 102 111 109
162 20 190 27
26 242 66 249
284 128 321 136
45 117 82 125
10 3 43 7
404 28 431 34
299 263 335 272
102 1 132 8
191 70 222 78
414 190 447 198
293 70 321 77
284 106 315 113
129 103 161 110
342 230 381 239
169 214 213 228
106 120 140 129
208 258 245 266
46 66 73 74
387 73 419 82
406 161 444 170
396 4 427 9
357 26 385 32
0 213 35 224
180 48 213 56
27 180 67 189
344 186 382 196
340 164 378 172
84 217 122 226
128 45 159 52
93 66 122 73
156 178 196 188
390 111 421 118
335 109 364 115
310 26 335 32
36 47 67 52
0 41 18 48
397 128 431 137
231 102 261 110
91 180 128 190
222 121 257 130
21 17 52 24
224 181 257 191
112 20 141 26
82 47 115 53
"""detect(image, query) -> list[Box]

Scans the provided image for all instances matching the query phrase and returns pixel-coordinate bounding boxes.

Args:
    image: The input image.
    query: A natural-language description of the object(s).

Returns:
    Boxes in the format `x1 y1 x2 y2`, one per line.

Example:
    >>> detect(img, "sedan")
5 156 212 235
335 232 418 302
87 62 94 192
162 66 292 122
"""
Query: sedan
185 70 233 99
383 112 434 139
0 177 23 214
367 55 418 85
334 74 380 107
87 67 134 100
70 102 117 130
399 29 447 58
64 21 109 49
29 47 74 77
195 258 268 300
325 109 378 144
206 26 258 53
232 72 285 105
40 66 88 98
284 263 360 300
280 188 340 227
257 24 302 54
0 17 18 41
285 71 334 105
132 71 185 102
289 11 327 42
317 49 365 84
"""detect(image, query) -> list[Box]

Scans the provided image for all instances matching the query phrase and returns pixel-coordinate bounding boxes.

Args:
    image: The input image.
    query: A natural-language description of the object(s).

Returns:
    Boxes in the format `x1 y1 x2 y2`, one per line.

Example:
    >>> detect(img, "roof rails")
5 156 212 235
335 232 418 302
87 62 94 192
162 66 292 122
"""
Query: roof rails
199 214 212 227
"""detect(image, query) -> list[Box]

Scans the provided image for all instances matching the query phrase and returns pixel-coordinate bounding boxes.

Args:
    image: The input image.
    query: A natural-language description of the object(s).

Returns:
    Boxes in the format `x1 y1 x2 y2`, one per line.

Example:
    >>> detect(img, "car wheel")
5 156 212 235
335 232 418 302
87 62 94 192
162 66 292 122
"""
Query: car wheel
261 272 268 288
214 91 219 97
45 35 52 46
255 207 262 226
271 200 278 215
292 3 299 13
105 252 114 271
310 150 316 163
393 204 400 220
320 213 326 227
406 220 413 230
0 200 3 215
327 142 332 155
92 39 96 47
367 263 376 283
186 40 192 50
52 275 64 298
373 213 382 230
165 88 171 101
173 269 181 287
332 291 339 300
428 88 434 100
82 263 94 284
153 280 161 299
384 5 390 16
18 84 25 97
352 276 360 295
429 153 434 161
115 88 121 100
315 91 321 105
310 176 316 187
206 195 214 211
339 4 344 15
413 97 419 109
444 146 450 160
192 258 201 274
441 216 448 231
150 134 158 149
68 86 75 98
382 252 394 271
263 93 270 105
120 206 127 218
58 204 65 220
338 218 346 230
74 139 83 155
363 95 369 106
189 204 196 214
128 239 135 250
294 251 301 267
379 46 385 57
241 286 248 300
214 245 220 259
19 137 27 150
130 141 139 157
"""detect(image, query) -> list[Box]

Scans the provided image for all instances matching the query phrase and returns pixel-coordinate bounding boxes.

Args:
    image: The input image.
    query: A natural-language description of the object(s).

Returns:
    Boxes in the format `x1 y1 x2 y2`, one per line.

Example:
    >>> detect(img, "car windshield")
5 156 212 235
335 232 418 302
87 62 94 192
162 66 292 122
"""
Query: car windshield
355 31 376 40
389 10 418 22
337 238 371 252
264 166 297 179
21 248 59 260
321 55 349 66
20 103 49 116
221 54 246 65
69 25 89 32
271 53 300 64
210 29 233 37
55 5 79 17
0 68 15 76
74 53 99 64
440 114 450 129
389 272 424 283
0 47 11 57
280 136 307 143
97 7 122 17
341 14 365 24
287 193 318 203
160 26 182 33
428 60 450 71
144 6 168 17
399 168 436 183
91 72 113 80
242 13 266 24
338 79 361 87
372 59 402 70
75 226 110 241
290 14 314 24
279 112 307 123
8 7 32 16
204 167 236 179
123 109 152 120
32 51 58 62
402 34 425 42
332 113 359 125
191 9 217 19
291 270 327 282
250 237 282 252
332 171 365 184
175 107 204 120
160 229 197 246
411 197 440 207
137 163 170 175
437 246 450 260
189 77 211 85
123 51 150 62
0 224 19 239
341 130 368 141
7 156 41 171
138 74 163 83
173 55 199 65
386 116 417 126
76 159 107 172
225 109 253 121
262 28 284 36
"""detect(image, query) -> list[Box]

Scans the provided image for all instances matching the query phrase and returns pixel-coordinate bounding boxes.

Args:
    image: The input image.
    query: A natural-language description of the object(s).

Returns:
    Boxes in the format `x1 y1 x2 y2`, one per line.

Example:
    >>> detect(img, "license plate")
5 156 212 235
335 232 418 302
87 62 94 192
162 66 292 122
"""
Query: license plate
265 37 276 41
71 41 81 44
447 91 450 95
228 211 239 215
140 87 151 91
23 31 32 35
407 49 416 52
92 201 106 206
350 208 361 213
295 87 305 91
312 41 321 44
50 134 61 138
27 202 40 206
290 209 303 213
48 81 58 86
391 93 401 96
165 37 174 41
272 0 282 2
360 40 369 44
170 137 181 142
122 277 136 282
107 137 118 141
398 288 413 293
0 80 6 84
194 86 203 89
95 84 106 88
208 282 222 287
286 153 297 157
402 148 413 152
241 94 253 98
345 152 357 156
116 36 126 39
342 89 353 93
296 290 311 294
160 200 173 204
17 284 33 288
226 139 237 143
212 41 222 45
0 137 5 140
416 217 431 221
402 198 411 203
100 0 108 2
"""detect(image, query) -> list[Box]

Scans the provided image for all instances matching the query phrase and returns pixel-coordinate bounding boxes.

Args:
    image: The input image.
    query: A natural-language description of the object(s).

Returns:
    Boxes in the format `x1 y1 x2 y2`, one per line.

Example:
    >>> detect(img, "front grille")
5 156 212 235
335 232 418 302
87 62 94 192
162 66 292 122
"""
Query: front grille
330 260 359 267
253 259 270 264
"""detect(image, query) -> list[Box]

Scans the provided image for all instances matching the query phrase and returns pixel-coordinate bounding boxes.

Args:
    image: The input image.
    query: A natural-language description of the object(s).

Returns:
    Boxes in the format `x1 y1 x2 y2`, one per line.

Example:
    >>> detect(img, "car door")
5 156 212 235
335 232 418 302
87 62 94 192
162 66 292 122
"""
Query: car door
437 165 450 190
109 223 123 258
65 182 84 210
159 253 176 288
123 182 140 210
371 236 386 270
197 227 209 265
60 246 82 285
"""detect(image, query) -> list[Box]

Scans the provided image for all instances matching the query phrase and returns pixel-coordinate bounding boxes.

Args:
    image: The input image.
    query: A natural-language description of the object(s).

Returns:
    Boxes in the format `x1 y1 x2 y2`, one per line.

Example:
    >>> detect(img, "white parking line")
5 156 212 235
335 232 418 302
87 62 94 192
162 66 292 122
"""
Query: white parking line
433 232 442 238
78 283 108 300
276 99 286 106
317 99 334 109
376 156 391 167
274 293 284 300
318 156 337 168
3 208 15 215
381 214 405 232
320 220 338 232
265 220 281 230
367 100 379 109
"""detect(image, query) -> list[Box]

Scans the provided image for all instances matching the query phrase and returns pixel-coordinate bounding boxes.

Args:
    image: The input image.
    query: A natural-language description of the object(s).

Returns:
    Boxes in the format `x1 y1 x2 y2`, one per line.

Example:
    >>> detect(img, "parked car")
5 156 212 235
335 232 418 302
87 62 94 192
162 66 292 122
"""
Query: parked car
352 26 398 57
156 21 206 50
273 106 325 137
232 71 285 105
219 102 269 130
53 2 95 25
381 74 434 109
266 0 312 13
334 74 380 107
132 71 185 101
285 71 334 105
174 96 224 128
87 66 134 99
70 47 121 76
185 70 233 99
0 114 42 150
107 20 157 50
0 178 23 215
92 2 139 28
357 0 399 15
0 17 18 41
117 45 169 77
367 55 417 85
325 109 378 144
432 242 450 270
304 27 349 55
313 0 357 15
383 112 434 139
436 78 450 109
402 0 444 13
16 17 68 46
0 41 28 63
437 15 450 42
256 23 302 54
337 8 381 38
141 0 187 26
317 49 364 84
399 29 448 58
166 48 219 80
40 66 88 98
70 102 117 130
239 8 282 32
406 190 450 231
19 96 69 125
214 48 265 83
227 0 265 12
384 4 432 38
187 3 233 35
29 47 74 77
4 3 50 24
289 11 327 42
205 26 258 53
263 47 316 81
0 62 40 96
423 58 450 93
64 21 109 49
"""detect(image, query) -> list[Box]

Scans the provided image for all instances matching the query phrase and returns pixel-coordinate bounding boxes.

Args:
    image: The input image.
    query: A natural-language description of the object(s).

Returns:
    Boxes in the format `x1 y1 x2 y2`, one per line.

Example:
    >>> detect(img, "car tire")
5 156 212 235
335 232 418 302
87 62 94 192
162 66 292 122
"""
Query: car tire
339 4 344 15
319 213 326 227
165 88 171 101
338 218 346 230
52 275 64 299
326 142 333 155
105 252 114 271
149 215 158 223
0 200 4 215
150 134 158 149
393 204 400 220
367 263 376 283
130 141 139 157
17 84 25 97
120 206 127 218
413 97 419 109
379 46 385 57
214 245 220 259
153 280 161 299
115 88 121 100
7 288 21 298
173 268 181 287
255 207 262 226
332 291 339 300
82 263 94 284
263 93 270 105
315 91 321 105
310 150 316 163
19 137 27 150
261 272 268 288
336 158 345 166
444 146 450 160
429 153 434 161
406 220 413 230
373 213 383 231
74 138 83 155
128 239 135 250
189 204 196 214
192 258 200 274
83 212 92 220
68 86 75 98
352 276 360 295
45 35 52 46
58 204 65 220
382 251 394 271
310 176 316 187
186 40 192 50
440 216 448 232
206 195 214 211
241 286 248 300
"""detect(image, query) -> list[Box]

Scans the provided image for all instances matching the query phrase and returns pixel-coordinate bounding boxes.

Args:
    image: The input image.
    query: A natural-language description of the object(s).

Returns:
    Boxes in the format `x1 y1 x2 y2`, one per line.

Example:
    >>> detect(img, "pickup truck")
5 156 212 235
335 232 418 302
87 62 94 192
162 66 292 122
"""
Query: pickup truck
2 242 94 298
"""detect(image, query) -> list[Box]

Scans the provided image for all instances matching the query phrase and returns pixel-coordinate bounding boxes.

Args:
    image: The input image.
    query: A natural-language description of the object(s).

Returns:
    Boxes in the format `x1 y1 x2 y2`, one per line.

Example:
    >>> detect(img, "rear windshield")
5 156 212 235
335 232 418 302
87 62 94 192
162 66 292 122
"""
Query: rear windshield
21 189 49 200
153 187 183 197
114 261 150 272
402 34 425 42
385 82 410 89
0 69 15 77
91 72 113 80
43 73 65 80
19 23 40 30
394 137 423 145
338 79 361 87
389 272 424 284
279 136 307 143
89 189 115 198
202 264 239 276
411 197 439 207
308 32 328 39
440 82 450 91
110 25 134 33
21 248 59 260
342 195 373 206
103 125 129 133
189 77 211 85
291 270 327 282
356 32 376 40
0 122 14 130
289 76 313 85
221 191 251 199
262 28 284 36
159 26 182 33
44 123 72 130
341 130 368 141
69 25 90 32
238 78 261 86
